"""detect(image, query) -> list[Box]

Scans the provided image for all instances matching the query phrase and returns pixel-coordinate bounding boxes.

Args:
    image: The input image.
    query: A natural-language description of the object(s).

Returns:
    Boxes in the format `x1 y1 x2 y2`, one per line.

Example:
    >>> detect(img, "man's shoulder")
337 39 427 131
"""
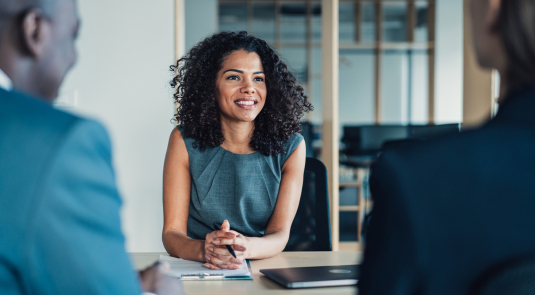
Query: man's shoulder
0 90 109 144
0 90 111 197
0 89 80 135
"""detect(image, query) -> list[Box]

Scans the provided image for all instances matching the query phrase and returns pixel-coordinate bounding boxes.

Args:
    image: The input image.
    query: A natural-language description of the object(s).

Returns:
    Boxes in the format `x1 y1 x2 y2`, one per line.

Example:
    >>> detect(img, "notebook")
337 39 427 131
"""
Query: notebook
159 254 253 280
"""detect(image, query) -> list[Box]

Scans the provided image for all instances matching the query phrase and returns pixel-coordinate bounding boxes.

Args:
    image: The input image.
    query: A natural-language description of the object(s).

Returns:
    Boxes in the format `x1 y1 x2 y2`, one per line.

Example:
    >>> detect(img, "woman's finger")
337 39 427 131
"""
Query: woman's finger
203 263 221 270
214 236 244 246
214 230 236 238
211 246 234 256
232 244 247 252
210 250 242 264
221 219 230 231
207 254 232 266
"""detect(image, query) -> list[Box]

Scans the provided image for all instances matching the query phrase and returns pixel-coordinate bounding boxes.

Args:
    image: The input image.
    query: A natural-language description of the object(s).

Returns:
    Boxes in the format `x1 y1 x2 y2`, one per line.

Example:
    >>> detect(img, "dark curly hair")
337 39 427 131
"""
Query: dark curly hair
170 31 313 156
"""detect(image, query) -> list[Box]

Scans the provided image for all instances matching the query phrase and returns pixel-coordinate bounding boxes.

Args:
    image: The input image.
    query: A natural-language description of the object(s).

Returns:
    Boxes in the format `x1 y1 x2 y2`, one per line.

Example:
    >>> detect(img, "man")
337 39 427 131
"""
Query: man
0 0 182 294
358 0 535 294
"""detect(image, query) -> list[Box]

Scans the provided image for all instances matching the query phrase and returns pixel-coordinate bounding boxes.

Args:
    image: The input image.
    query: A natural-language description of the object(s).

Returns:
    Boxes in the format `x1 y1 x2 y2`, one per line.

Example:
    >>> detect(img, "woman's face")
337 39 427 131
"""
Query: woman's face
215 49 267 123
469 0 505 70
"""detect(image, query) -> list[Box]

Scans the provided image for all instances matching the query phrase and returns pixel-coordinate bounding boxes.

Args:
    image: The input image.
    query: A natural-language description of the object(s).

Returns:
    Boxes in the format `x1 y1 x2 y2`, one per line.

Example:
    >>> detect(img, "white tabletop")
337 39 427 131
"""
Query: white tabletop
131 251 362 295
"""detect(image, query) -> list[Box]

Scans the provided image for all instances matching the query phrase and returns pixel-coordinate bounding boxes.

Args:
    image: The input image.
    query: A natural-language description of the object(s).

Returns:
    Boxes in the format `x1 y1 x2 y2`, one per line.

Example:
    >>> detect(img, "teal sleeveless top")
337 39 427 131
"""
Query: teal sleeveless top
178 126 304 240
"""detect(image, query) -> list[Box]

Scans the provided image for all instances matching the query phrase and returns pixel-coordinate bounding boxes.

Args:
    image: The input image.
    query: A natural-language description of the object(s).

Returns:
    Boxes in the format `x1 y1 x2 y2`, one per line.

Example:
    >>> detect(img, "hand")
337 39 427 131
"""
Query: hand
204 220 248 270
138 261 184 295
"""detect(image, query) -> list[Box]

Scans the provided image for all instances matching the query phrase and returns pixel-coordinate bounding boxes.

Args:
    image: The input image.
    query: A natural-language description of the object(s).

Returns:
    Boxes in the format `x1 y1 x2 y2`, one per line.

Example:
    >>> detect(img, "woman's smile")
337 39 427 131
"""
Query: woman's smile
234 98 258 110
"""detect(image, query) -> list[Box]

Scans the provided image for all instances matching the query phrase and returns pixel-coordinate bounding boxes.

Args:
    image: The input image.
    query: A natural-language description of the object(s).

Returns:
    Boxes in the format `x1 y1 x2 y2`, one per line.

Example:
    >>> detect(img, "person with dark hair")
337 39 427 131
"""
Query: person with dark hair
0 0 182 293
162 31 313 270
358 0 535 294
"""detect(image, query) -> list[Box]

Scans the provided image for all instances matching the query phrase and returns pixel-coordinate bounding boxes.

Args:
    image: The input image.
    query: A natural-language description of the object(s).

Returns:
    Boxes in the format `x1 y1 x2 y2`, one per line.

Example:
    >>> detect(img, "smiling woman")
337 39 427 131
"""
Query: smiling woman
162 31 313 270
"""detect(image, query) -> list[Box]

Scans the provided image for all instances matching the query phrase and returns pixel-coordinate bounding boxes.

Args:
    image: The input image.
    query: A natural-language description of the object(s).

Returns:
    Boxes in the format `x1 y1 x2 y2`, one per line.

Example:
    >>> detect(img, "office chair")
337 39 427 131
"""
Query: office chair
284 157 332 251
471 254 535 295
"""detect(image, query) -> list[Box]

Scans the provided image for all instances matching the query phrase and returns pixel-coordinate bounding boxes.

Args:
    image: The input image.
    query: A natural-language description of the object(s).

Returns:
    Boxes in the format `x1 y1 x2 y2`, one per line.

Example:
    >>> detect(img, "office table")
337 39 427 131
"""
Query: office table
131 251 362 295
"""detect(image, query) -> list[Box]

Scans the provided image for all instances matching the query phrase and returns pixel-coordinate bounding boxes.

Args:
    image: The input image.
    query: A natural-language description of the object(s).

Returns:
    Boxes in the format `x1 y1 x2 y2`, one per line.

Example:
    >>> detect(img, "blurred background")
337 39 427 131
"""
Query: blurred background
55 0 496 252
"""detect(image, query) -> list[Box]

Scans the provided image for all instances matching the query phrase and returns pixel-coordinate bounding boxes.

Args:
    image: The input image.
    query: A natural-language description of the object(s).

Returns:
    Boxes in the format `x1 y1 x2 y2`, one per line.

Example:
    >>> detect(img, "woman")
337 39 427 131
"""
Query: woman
358 1 535 294
162 31 313 270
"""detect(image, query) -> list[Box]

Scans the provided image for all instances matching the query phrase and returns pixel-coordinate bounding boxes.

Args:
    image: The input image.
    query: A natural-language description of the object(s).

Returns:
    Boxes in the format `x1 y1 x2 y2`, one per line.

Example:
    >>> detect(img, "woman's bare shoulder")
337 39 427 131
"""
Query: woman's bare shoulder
167 126 189 168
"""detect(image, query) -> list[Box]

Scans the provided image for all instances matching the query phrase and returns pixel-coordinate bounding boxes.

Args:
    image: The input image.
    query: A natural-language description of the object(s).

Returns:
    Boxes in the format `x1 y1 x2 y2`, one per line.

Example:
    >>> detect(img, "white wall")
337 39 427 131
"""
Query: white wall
57 0 219 252
58 0 175 252
434 0 464 123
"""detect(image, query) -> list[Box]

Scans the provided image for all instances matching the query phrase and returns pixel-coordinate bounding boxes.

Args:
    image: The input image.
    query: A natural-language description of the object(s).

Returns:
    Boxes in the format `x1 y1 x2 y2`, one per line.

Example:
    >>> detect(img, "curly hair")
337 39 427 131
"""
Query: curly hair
170 31 313 156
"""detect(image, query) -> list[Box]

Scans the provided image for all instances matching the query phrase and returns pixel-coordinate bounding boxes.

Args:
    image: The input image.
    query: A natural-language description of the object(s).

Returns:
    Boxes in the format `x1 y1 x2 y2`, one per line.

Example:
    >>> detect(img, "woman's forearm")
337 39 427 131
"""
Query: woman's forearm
245 231 289 260
163 230 205 262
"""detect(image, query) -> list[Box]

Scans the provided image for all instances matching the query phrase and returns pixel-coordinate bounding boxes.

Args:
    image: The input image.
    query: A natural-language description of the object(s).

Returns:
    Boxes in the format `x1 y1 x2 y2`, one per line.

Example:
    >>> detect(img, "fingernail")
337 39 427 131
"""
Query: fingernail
208 246 214 251
214 240 220 245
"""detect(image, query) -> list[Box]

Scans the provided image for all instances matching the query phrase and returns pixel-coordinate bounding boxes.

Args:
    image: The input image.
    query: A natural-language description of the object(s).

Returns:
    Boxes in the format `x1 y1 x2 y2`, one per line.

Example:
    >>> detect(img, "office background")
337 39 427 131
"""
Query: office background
55 0 465 252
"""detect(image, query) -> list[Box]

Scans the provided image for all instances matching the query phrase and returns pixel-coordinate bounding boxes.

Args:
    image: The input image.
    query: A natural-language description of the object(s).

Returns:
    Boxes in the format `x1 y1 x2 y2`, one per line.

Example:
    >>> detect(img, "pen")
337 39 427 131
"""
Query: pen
225 245 237 259
218 224 237 259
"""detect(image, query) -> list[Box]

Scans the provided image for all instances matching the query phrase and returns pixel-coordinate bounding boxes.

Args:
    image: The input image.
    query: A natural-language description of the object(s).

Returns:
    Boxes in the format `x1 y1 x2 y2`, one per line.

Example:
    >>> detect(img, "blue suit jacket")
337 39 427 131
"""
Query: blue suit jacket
0 89 140 294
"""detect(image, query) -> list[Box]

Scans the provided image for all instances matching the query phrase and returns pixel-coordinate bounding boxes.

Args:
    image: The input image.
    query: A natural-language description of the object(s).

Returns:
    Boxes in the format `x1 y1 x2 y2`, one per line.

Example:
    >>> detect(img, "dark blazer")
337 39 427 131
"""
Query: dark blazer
0 89 140 294
358 86 535 295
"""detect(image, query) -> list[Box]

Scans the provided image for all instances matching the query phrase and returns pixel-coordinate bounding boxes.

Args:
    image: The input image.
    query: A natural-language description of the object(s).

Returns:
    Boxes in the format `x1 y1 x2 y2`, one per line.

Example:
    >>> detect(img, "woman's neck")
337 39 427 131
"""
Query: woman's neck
220 116 256 154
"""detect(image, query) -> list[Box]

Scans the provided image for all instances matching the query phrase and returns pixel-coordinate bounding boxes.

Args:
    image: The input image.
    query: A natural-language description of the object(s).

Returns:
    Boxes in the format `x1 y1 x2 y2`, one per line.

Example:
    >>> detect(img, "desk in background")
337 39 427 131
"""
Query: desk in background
131 251 362 295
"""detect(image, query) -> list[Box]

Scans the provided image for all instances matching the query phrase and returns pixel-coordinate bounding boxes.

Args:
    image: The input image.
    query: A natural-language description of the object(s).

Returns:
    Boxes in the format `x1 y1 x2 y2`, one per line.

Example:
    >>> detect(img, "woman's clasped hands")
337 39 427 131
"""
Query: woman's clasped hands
204 220 248 270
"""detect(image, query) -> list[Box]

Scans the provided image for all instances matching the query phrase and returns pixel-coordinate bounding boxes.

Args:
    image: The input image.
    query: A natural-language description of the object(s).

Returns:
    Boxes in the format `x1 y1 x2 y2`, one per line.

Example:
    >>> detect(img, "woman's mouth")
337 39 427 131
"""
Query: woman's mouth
234 99 257 110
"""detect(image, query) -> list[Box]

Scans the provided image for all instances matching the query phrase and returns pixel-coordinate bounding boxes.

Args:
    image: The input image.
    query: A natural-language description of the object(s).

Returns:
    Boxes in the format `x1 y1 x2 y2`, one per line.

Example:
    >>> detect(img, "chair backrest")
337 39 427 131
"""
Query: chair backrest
408 123 459 139
284 157 332 251
471 255 535 295
299 122 315 158
342 124 460 156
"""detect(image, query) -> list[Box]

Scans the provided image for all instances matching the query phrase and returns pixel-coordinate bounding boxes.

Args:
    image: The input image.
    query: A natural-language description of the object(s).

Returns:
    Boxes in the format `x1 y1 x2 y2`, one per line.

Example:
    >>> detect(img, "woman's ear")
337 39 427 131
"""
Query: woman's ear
20 8 52 58
487 0 502 33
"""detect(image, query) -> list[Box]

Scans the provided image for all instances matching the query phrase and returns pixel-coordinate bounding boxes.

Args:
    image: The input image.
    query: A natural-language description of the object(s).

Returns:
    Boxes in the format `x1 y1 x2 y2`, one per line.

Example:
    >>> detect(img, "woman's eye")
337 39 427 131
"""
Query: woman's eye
254 77 264 82
227 75 239 80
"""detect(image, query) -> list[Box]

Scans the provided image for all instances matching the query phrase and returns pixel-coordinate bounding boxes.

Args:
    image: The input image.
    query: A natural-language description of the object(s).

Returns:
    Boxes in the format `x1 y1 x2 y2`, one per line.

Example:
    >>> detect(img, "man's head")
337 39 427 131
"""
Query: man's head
0 0 79 101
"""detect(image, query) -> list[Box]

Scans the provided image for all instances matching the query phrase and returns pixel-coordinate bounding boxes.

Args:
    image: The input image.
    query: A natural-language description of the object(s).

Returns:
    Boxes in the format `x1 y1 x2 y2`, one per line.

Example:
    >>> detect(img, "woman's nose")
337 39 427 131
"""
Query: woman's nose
240 81 255 94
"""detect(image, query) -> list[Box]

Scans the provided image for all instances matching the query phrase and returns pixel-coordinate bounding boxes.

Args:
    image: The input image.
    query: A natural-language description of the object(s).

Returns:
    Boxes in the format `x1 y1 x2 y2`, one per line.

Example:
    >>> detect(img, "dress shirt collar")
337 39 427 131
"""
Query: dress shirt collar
0 68 13 91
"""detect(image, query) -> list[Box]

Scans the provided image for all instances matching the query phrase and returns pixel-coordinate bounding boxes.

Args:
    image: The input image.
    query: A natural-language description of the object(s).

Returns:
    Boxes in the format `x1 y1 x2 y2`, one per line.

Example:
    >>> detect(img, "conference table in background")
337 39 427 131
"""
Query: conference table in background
131 251 362 295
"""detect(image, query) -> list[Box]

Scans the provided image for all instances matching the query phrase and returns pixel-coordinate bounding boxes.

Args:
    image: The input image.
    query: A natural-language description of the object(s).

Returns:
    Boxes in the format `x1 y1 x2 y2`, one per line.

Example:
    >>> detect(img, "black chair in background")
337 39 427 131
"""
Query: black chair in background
342 124 460 162
299 122 315 158
342 125 408 157
409 123 460 140
471 255 535 295
284 157 332 251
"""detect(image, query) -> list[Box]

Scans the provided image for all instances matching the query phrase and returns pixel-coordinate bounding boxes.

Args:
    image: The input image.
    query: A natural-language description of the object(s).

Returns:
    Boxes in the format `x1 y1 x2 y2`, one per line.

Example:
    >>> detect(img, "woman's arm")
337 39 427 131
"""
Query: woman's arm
205 140 306 268
246 139 307 258
162 128 205 261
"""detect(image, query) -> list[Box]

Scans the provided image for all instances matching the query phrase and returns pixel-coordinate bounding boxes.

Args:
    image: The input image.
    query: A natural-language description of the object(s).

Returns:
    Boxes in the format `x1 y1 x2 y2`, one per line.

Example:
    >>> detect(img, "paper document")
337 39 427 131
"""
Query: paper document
159 255 251 279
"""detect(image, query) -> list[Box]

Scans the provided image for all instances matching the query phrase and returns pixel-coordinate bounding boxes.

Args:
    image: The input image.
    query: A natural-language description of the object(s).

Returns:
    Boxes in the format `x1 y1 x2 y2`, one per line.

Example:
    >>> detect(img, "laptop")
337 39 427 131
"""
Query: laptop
260 265 359 288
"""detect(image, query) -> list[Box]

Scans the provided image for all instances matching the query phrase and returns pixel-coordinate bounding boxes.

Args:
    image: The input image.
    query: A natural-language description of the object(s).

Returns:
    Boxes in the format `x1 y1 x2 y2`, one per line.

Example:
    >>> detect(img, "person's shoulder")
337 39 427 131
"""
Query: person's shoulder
288 132 304 144
284 132 304 152
170 125 194 151
380 129 482 165
62 118 112 157
0 89 81 136
170 125 185 141
373 128 496 190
